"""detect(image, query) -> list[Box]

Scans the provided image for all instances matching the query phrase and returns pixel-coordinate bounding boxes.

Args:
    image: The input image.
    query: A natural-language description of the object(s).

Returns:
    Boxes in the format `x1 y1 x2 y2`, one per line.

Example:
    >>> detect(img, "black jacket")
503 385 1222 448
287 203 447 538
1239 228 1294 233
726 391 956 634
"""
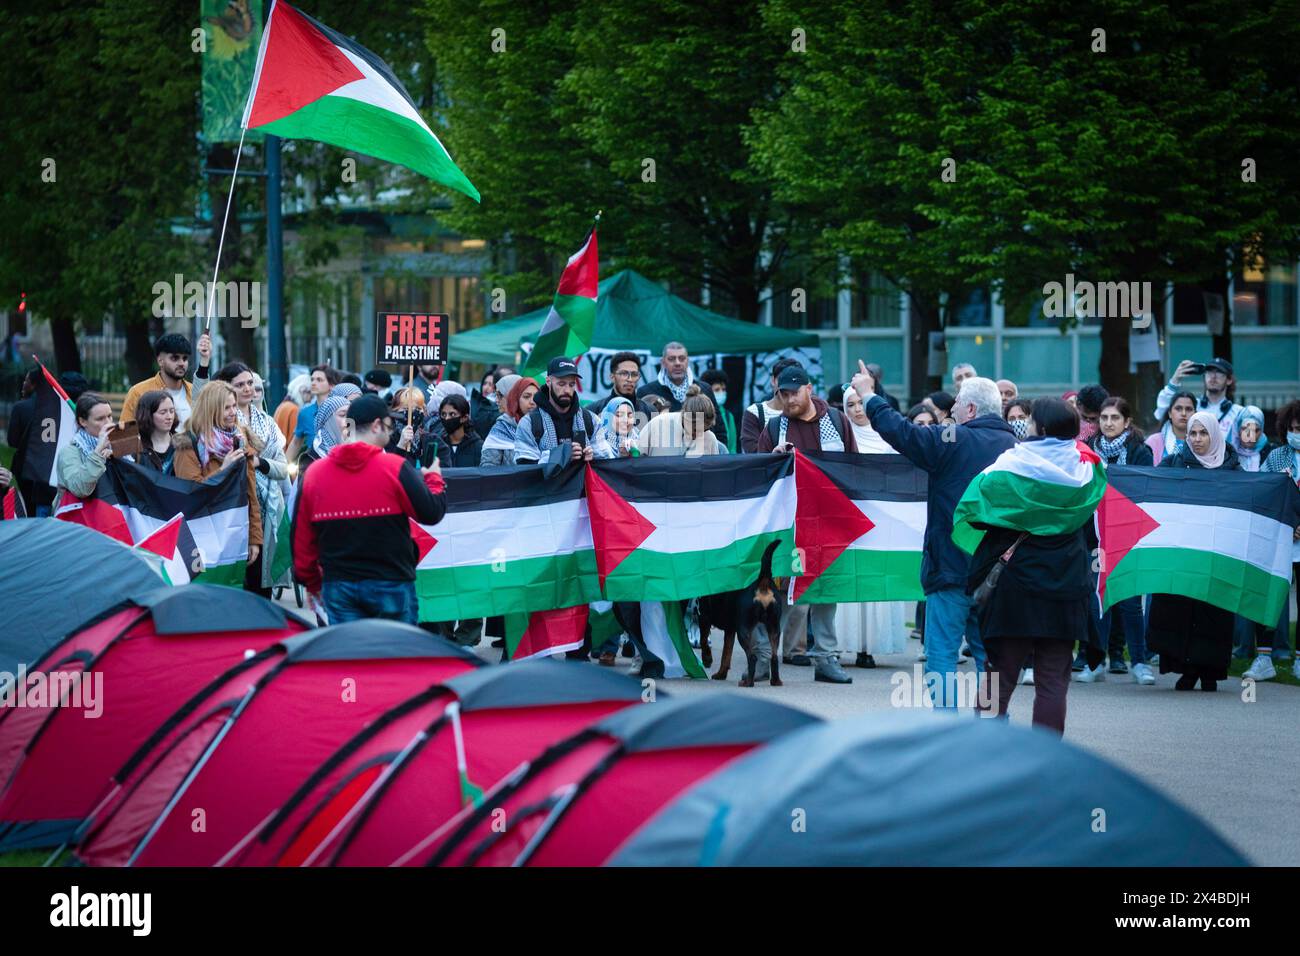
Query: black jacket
436 427 483 469
469 389 500 441
969 526 1091 643
1089 431 1154 466
1158 443 1242 471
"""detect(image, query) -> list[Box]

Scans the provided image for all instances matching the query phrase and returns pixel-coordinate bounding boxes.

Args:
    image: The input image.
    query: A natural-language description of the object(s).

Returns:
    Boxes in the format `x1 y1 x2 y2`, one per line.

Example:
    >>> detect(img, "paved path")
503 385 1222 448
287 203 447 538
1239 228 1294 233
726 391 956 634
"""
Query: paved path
276 596 1299 865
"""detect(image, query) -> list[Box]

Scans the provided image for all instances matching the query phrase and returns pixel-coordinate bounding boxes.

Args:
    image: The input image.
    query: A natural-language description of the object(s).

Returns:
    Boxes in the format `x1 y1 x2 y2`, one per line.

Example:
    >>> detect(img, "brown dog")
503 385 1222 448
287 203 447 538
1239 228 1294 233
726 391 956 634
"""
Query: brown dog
699 540 786 686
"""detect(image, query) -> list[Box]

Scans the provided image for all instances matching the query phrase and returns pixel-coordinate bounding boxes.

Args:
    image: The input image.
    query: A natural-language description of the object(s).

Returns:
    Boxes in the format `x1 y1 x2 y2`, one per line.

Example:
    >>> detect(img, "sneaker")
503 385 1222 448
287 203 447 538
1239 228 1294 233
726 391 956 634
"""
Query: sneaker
785 654 812 667
598 652 616 667
1146 653 1159 668
855 652 876 668
1108 657 1128 675
1132 662 1156 685
814 657 853 684
916 650 927 662
909 628 922 640
1018 668 1034 686
959 643 972 661
1075 663 1107 683
1071 652 1087 673
1242 654 1277 682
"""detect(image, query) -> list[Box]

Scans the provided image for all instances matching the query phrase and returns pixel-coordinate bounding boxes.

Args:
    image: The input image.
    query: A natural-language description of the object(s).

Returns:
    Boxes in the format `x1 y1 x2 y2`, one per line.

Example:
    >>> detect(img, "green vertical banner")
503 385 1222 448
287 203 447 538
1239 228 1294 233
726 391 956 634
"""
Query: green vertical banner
201 0 265 144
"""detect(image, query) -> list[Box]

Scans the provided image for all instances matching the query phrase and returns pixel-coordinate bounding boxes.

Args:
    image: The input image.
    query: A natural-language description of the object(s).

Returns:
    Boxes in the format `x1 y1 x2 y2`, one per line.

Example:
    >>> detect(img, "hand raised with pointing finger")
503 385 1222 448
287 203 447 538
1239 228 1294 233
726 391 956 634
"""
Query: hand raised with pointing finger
850 359 876 400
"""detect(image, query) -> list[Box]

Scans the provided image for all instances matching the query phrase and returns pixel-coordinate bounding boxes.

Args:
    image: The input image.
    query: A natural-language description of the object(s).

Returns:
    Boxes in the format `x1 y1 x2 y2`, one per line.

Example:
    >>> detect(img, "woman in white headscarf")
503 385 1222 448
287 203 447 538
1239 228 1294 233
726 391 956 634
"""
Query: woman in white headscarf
833 386 906 668
1146 411 1242 691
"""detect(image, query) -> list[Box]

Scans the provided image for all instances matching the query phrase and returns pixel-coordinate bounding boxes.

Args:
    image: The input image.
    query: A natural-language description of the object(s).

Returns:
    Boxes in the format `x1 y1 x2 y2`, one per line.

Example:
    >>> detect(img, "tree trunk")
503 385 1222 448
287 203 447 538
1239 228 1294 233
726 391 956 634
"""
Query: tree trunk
733 283 761 326
50 316 81 374
1203 271 1233 365
1098 314 1135 405
907 291 942 404
123 321 155 384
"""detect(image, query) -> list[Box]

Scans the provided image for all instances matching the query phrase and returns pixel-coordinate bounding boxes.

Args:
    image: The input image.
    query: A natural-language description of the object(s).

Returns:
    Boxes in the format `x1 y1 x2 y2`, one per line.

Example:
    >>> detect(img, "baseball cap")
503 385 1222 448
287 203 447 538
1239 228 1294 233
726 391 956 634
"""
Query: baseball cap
348 394 394 428
1205 357 1233 375
776 366 811 391
547 356 580 379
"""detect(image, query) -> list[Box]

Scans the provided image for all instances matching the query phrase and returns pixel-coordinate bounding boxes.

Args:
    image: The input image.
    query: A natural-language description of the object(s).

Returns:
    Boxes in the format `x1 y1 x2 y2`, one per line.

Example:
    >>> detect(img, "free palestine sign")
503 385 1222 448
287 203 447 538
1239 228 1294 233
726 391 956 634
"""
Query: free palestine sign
377 311 449 365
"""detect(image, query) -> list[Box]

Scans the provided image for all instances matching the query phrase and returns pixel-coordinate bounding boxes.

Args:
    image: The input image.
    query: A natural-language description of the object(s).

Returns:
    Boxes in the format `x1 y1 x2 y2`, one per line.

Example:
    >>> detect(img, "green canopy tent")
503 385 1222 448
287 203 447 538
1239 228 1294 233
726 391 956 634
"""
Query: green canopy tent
448 270 821 405
450 269 818 363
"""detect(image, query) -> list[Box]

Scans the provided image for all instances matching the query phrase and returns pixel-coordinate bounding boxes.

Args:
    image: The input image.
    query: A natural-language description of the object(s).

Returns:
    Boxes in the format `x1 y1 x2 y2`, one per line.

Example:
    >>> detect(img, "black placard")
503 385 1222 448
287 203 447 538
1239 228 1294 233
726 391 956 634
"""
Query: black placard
376 311 449 365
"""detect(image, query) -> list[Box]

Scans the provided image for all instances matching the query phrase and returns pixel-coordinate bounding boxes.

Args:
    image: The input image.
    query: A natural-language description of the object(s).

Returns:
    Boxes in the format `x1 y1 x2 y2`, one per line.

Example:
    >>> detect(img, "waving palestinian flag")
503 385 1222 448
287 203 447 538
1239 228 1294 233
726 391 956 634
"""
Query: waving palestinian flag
243 1 479 201
952 438 1107 554
1098 466 1300 626
520 228 598 380
21 362 75 490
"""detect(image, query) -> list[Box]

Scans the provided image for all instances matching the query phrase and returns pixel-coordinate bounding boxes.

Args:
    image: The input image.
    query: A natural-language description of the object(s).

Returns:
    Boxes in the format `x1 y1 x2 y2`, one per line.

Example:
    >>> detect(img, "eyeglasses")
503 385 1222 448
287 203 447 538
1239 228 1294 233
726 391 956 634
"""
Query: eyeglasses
614 370 640 380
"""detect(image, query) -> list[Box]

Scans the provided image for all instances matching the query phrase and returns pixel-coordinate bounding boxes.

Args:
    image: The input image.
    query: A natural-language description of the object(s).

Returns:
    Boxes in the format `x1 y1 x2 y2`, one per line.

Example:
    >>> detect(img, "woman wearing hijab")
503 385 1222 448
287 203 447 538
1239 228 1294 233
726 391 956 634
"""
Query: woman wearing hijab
389 387 437 467
481 376 538 467
1145 390 1196 465
836 387 906 668
843 386 895 454
173 380 264 574
1233 405 1269 472
1147 411 1242 691
599 396 641 458
309 394 352 462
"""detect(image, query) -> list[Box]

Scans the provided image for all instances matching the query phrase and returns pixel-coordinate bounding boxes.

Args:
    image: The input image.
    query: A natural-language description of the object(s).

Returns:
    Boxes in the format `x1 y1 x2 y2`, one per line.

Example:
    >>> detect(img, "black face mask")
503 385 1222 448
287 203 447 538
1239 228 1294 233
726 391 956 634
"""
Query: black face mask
441 416 464 432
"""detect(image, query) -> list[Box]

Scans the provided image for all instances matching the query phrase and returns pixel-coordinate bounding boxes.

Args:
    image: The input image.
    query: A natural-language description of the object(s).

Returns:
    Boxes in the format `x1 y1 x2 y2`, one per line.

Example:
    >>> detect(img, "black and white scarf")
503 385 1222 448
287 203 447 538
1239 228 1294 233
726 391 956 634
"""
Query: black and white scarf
778 412 845 452
1096 430 1131 465
657 366 694 404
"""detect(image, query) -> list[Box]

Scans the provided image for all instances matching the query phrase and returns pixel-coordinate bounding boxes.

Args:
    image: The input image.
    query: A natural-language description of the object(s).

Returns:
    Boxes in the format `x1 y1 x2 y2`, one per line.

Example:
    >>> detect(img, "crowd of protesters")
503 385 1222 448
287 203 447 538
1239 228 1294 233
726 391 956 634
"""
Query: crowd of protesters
6 331 1299 730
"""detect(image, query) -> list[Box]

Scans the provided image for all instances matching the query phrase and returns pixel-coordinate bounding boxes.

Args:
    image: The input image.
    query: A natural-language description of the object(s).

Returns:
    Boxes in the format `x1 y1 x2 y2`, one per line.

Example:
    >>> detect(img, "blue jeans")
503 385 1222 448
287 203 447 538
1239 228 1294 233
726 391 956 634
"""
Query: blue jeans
322 578 419 625
924 588 985 708
1233 600 1294 661
1098 595 1147 664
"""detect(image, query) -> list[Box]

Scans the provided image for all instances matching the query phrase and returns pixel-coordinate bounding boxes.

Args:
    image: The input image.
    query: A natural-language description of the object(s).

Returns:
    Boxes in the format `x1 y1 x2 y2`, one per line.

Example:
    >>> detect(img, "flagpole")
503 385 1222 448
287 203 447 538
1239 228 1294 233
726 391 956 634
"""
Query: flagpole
203 126 248 337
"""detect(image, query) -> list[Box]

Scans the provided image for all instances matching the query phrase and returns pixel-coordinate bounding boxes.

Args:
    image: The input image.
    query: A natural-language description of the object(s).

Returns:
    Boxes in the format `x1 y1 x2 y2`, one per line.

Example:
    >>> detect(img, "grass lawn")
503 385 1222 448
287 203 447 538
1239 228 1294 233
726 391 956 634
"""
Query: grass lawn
0 443 13 470
0 850 49 867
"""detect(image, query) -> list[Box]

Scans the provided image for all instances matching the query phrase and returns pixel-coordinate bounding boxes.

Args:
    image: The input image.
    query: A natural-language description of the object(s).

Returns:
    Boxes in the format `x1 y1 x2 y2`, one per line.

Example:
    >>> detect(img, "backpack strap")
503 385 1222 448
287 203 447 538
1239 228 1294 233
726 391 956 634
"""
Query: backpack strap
530 408 545 442
765 414 784 447
827 407 849 445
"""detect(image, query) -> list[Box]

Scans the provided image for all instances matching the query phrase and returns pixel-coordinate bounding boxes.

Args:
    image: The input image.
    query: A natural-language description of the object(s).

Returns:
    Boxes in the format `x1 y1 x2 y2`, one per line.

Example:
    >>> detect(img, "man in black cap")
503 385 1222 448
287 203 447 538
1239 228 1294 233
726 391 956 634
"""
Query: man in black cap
513 356 615 465
756 365 857 685
292 394 446 625
1155 356 1244 441
363 368 393 396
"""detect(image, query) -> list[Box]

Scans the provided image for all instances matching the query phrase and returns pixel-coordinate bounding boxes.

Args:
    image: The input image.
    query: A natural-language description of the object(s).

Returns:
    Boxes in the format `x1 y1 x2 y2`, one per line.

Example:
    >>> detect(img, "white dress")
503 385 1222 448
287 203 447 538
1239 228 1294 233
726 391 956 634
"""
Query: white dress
834 420 910 657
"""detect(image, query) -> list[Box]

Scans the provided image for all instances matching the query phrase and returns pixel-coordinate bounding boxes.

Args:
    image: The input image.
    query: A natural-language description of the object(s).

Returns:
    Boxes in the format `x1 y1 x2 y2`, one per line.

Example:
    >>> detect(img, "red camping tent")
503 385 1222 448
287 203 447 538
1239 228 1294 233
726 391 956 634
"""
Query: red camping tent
233 660 648 867
74 620 483 867
0 586 306 851
426 696 819 867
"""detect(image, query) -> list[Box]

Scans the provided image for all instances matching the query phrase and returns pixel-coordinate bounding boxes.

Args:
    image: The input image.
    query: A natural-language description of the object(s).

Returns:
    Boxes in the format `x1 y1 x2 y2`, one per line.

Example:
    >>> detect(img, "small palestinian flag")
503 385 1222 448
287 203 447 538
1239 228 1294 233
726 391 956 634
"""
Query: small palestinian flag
1098 466 1300 626
637 600 706 679
243 1 479 201
520 227 598 380
134 513 196 586
21 362 75 490
503 605 590 662
415 463 600 622
791 451 927 604
952 438 1107 555
587 456 797 603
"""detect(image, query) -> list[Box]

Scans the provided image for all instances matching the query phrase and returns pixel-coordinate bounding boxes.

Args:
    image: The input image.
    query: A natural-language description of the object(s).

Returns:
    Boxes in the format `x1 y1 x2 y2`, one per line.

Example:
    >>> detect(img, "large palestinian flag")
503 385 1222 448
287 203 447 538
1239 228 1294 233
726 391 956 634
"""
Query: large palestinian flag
243 1 479 201
520 228 598 380
587 456 797 602
791 451 927 604
20 362 75 489
57 459 251 588
952 438 1107 555
1097 466 1300 627
414 463 600 622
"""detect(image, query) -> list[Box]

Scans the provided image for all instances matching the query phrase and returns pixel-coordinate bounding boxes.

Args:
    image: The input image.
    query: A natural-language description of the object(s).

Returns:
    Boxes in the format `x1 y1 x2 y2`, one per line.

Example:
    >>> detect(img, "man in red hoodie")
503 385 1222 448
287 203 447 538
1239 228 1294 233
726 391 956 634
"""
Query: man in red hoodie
293 394 447 624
